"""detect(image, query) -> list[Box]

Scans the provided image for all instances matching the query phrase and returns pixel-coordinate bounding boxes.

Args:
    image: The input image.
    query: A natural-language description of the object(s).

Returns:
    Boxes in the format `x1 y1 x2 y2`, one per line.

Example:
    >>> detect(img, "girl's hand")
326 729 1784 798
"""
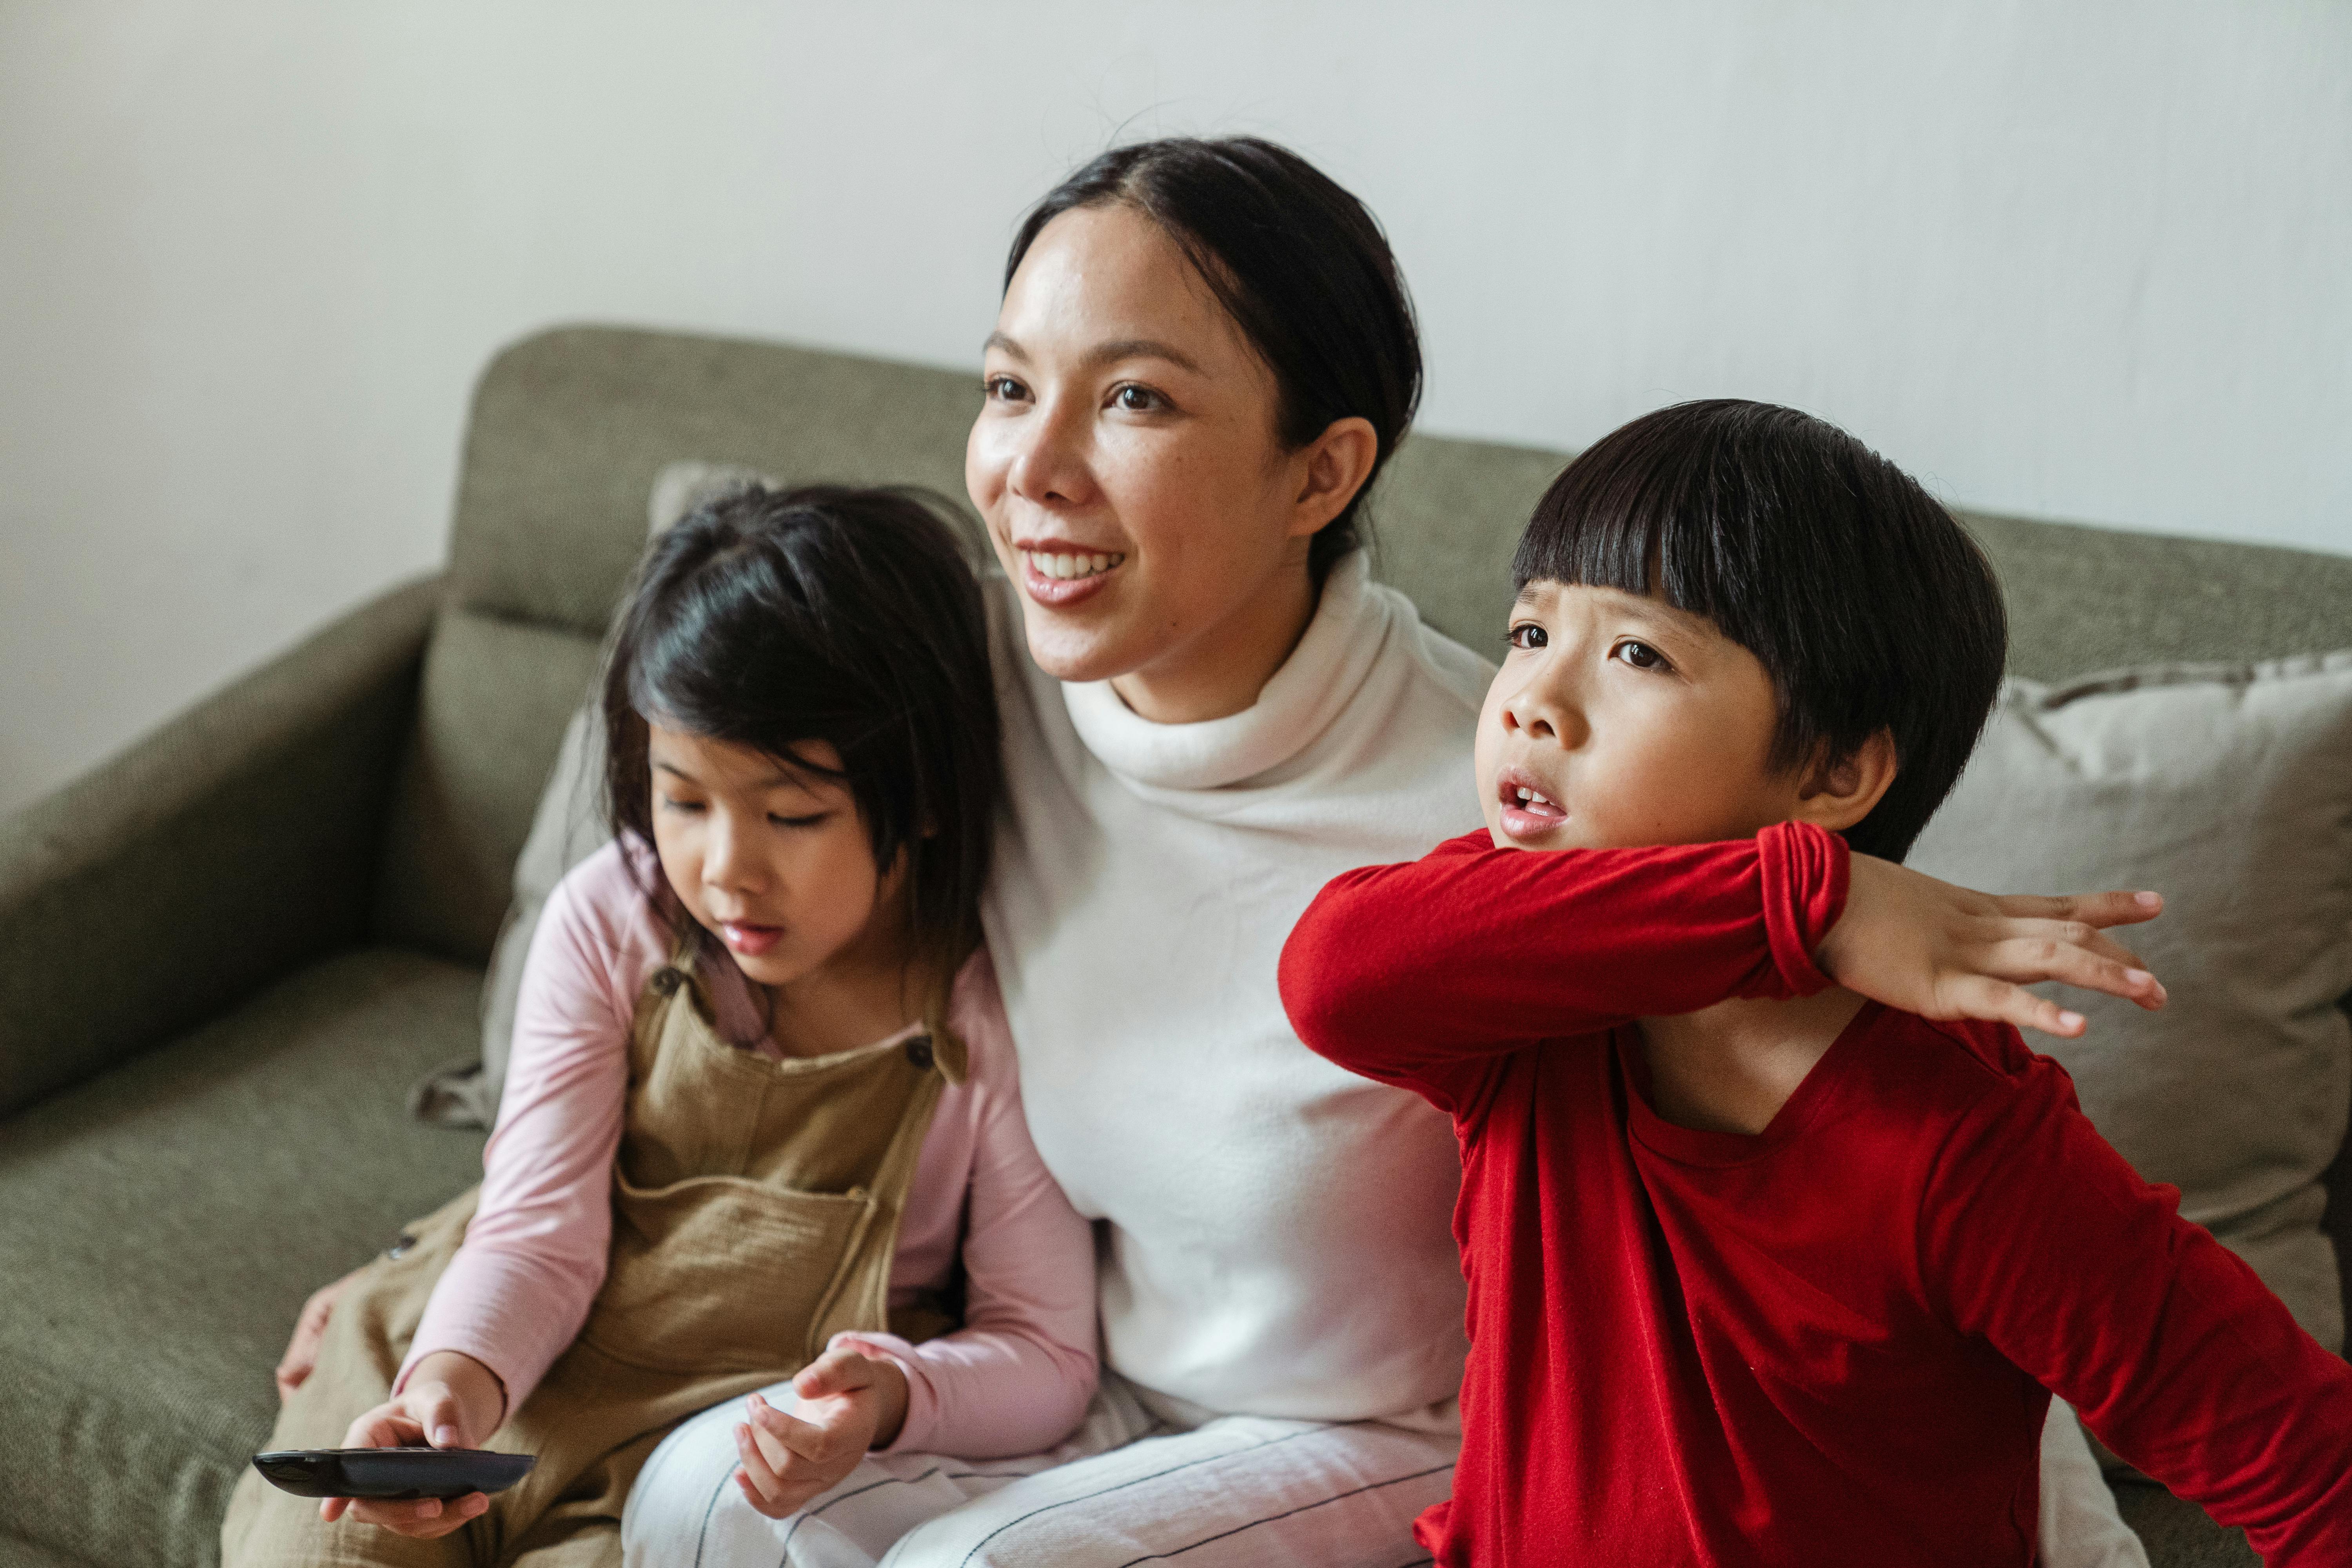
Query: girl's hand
318 1351 507 1537
732 1342 910 1519
275 1265 367 1402
1815 856 2166 1038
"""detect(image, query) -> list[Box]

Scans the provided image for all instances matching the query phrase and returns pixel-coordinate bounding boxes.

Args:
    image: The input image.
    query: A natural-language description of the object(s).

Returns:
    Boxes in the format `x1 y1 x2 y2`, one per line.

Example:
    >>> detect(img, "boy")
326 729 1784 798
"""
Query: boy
1279 401 2352 1564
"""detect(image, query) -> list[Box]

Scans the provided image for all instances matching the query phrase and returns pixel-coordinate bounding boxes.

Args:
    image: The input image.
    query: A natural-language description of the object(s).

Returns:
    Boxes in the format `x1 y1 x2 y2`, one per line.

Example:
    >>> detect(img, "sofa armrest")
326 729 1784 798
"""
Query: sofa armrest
0 574 445 1117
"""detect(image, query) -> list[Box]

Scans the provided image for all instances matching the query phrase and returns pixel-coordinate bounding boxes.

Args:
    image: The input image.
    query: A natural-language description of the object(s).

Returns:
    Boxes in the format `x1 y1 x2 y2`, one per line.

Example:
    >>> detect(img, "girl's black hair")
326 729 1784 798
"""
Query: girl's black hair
1512 400 2008 863
1007 135 1421 584
600 484 1001 1048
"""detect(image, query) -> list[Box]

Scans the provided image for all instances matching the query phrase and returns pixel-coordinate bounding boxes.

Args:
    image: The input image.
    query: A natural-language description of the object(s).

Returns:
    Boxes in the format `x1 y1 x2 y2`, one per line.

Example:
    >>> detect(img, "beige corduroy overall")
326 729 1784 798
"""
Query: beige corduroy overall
221 941 961 1568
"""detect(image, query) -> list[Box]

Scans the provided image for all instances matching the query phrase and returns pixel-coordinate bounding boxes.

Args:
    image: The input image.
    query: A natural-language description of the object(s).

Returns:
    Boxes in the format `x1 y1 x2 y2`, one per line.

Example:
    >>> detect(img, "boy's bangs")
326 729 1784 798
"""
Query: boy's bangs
1510 432 1735 628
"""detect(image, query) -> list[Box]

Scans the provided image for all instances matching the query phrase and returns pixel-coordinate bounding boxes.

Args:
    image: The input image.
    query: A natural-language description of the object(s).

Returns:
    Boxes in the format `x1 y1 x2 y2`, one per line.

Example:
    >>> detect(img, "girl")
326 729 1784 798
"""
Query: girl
223 485 1098 1566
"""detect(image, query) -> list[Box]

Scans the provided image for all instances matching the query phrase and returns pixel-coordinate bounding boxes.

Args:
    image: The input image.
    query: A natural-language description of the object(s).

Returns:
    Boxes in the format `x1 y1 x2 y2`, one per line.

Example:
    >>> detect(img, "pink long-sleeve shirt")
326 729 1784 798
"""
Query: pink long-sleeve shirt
397 841 1099 1457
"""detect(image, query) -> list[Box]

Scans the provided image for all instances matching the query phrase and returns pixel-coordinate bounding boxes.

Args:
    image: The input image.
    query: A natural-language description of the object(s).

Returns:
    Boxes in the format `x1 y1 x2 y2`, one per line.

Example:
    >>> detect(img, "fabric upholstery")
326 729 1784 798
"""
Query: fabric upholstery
373 609 604 964
1909 655 2352 1352
0 949 485 1568
0 575 440 1119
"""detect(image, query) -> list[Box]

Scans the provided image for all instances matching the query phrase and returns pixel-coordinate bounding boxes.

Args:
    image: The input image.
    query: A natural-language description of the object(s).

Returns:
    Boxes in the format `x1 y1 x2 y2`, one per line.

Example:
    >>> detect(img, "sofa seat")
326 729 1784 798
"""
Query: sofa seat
0 949 487 1568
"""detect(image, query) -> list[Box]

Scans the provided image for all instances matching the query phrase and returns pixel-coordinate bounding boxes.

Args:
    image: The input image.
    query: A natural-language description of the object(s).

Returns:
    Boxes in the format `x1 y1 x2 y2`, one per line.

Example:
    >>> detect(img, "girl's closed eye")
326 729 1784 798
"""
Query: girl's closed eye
768 811 832 831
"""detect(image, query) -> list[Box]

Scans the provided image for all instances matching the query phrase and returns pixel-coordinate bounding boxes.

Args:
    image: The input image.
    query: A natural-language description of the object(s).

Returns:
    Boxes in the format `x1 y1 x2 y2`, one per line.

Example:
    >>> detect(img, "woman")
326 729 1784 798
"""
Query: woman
617 139 2152 1567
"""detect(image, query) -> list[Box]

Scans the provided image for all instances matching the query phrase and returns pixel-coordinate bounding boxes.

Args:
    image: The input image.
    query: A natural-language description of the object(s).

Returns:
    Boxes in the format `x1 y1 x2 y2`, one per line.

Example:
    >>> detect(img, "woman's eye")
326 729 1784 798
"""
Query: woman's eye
769 811 831 830
983 375 1027 403
1507 623 1548 651
659 795 706 815
1110 384 1166 413
1613 640 1668 671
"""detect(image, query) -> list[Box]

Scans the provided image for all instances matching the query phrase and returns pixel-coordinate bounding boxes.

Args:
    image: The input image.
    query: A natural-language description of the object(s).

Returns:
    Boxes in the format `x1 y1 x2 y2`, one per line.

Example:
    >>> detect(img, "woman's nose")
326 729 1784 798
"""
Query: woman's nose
1005 394 1094 508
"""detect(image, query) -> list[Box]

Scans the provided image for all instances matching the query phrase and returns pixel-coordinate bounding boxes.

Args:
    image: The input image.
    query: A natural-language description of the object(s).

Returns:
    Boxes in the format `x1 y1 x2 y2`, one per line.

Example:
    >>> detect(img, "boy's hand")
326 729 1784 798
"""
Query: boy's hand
319 1350 507 1537
1818 857 2166 1038
732 1341 909 1519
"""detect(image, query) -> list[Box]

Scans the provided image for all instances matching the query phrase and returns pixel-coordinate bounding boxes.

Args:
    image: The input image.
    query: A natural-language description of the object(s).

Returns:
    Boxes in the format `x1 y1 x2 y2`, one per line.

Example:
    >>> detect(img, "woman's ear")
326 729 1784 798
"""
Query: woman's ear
1793 729 1898 835
1286 416 1379 539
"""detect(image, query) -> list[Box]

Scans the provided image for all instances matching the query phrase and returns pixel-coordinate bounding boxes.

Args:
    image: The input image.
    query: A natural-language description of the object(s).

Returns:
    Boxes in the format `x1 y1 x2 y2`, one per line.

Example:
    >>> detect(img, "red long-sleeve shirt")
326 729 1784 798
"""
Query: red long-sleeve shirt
1280 822 2352 1566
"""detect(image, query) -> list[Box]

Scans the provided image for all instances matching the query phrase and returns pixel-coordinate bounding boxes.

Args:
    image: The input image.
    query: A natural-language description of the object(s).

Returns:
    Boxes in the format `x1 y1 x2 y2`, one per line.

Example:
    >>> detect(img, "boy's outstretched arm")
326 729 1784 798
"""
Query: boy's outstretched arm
1928 1065 2352 1562
1281 820 2166 1095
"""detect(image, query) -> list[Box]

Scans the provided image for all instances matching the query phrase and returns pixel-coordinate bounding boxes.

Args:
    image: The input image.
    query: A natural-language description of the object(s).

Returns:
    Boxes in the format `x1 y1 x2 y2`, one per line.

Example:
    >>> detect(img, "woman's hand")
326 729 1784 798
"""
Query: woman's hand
275 1266 366 1402
1815 856 2166 1038
732 1341 909 1520
318 1350 508 1537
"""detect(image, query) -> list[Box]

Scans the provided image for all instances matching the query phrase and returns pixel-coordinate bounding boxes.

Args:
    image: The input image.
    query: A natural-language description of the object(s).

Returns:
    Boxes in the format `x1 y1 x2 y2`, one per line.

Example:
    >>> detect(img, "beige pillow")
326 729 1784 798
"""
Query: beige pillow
410 461 771 1127
1907 652 2352 1350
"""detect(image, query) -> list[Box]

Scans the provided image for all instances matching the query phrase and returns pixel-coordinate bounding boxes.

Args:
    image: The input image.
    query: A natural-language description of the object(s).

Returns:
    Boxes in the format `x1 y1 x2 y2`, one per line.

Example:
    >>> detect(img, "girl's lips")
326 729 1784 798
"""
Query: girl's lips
718 921 782 957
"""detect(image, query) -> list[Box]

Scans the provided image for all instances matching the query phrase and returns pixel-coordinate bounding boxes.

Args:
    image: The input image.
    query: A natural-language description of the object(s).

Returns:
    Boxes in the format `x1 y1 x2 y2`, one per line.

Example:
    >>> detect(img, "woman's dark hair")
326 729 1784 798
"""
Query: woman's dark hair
1512 400 2007 862
1007 135 1421 583
601 483 1001 1047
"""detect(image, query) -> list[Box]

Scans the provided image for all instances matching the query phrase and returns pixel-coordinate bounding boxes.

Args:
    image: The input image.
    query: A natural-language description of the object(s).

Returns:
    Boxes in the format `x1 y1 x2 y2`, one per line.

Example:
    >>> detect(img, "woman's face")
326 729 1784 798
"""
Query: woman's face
967 203 1368 723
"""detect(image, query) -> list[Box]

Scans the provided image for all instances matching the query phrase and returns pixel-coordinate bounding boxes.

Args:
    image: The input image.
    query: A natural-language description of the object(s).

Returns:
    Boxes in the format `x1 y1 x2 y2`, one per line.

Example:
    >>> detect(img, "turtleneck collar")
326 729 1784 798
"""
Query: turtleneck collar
1060 553 1391 792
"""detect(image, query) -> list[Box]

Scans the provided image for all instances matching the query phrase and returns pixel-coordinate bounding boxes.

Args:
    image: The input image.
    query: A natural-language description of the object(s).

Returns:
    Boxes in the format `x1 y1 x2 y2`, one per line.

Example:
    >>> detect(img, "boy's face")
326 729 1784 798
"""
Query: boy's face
1476 580 1804 853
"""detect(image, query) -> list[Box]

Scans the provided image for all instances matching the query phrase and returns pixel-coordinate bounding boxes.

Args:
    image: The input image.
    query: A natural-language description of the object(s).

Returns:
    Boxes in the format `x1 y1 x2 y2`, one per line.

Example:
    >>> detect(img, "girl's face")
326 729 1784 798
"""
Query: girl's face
646 726 906 989
967 203 1372 724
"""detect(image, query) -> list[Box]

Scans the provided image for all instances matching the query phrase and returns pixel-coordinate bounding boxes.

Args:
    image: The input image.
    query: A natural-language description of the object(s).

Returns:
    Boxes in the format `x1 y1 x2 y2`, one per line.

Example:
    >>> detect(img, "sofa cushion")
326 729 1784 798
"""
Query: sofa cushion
1909 653 2352 1352
0 949 486 1568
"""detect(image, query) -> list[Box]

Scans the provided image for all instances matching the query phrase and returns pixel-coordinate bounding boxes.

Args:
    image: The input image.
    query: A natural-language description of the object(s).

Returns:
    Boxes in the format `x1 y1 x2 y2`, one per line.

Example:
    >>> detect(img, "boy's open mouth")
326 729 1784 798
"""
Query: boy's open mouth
1494 766 1569 838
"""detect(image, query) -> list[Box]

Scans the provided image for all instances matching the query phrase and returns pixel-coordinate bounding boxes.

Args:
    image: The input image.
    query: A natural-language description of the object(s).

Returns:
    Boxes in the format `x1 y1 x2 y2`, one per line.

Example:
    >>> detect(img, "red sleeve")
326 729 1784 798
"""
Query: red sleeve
1278 820 1848 1111
1922 1048 2352 1562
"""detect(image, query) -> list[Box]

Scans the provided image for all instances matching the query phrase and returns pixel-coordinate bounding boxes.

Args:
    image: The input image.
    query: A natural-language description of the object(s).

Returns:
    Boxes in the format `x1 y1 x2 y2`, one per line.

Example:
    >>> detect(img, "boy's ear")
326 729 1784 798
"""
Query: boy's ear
1792 729 1898 835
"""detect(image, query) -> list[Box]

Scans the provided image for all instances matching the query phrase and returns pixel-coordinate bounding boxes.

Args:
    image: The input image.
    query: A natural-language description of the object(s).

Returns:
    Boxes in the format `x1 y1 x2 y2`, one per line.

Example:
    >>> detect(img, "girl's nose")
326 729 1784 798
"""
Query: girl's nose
700 814 763 893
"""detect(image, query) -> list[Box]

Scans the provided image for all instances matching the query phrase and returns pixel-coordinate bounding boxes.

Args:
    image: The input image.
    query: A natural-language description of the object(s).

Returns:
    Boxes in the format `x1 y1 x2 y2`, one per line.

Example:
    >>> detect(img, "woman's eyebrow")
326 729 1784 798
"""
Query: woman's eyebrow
1081 338 1202 374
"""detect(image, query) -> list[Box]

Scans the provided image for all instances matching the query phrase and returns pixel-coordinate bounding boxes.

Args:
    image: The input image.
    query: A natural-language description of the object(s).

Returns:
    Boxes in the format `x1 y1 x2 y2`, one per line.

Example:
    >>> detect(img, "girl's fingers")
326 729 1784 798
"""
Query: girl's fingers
748 1393 833 1461
793 1347 875 1400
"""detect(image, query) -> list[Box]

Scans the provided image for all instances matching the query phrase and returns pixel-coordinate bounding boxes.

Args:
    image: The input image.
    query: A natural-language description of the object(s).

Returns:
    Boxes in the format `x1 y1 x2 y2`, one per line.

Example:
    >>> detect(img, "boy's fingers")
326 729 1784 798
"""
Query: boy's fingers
2002 889 2163 929
1946 975 2086 1039
1989 936 2167 1009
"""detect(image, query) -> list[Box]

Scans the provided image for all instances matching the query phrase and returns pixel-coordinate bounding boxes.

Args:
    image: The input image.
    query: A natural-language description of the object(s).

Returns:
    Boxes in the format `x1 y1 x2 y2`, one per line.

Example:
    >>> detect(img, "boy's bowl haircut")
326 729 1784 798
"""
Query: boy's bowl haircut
1511 400 2006 862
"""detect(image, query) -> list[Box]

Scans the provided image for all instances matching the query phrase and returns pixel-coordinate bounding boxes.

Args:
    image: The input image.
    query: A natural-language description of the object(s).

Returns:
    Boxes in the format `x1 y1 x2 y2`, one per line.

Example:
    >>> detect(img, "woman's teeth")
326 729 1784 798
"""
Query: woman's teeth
1025 550 1125 581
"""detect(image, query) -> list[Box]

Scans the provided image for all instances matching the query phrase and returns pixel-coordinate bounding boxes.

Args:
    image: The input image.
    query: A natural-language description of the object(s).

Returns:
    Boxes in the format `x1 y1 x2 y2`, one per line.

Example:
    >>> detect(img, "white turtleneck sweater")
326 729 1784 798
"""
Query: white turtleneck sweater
981 553 1494 1423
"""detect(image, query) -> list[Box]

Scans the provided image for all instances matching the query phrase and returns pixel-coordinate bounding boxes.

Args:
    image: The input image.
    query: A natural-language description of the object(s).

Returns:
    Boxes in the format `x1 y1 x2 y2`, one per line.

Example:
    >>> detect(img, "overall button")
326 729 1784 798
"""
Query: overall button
904 1035 935 1071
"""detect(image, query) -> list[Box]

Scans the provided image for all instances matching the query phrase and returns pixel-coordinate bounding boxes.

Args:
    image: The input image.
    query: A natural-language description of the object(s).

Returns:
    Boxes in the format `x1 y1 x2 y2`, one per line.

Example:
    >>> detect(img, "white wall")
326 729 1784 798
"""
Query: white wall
2 0 2347 814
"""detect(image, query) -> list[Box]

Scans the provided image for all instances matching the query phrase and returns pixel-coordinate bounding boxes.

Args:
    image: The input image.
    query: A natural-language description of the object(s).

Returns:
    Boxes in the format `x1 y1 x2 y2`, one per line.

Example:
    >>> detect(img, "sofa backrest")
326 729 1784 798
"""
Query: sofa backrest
372 325 2352 962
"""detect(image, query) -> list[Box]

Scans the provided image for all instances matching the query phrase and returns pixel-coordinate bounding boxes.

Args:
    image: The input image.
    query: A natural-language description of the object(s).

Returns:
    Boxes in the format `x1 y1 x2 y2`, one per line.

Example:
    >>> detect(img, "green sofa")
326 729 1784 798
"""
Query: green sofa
2 326 2346 1568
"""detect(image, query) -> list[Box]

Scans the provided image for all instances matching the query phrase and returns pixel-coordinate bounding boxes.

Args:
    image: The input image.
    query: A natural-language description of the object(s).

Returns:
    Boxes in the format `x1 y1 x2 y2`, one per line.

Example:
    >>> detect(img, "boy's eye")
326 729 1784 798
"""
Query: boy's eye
1507 622 1548 651
1109 384 1167 413
1613 640 1669 671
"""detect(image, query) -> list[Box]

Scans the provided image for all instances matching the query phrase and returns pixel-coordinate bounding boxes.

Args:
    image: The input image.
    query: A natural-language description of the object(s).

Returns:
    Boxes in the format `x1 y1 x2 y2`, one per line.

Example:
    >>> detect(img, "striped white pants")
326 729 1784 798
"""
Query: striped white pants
621 1379 2145 1568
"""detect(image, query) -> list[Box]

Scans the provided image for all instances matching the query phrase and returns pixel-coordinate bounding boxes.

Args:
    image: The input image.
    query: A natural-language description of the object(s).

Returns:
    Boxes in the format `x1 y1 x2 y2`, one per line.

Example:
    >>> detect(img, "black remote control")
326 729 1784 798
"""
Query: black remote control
251 1447 535 1501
